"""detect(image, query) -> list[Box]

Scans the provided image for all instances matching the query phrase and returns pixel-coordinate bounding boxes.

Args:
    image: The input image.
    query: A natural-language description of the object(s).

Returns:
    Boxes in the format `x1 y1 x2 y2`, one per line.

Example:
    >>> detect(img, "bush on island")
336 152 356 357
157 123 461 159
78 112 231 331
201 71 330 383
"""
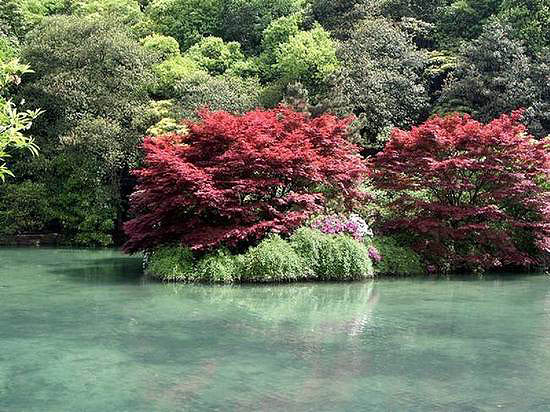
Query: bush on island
290 227 374 280
238 234 310 282
146 229 375 283
146 245 194 282
371 236 425 276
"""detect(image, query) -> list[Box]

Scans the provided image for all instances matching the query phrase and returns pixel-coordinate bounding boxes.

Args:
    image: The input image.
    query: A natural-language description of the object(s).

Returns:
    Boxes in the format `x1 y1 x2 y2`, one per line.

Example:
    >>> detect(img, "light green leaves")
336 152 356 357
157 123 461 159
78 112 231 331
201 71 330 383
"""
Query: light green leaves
0 59 42 182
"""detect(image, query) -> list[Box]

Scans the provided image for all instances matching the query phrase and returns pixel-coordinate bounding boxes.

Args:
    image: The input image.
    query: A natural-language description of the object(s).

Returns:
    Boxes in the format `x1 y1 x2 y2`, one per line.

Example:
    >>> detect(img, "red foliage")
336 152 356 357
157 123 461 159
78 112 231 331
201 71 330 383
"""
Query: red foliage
371 110 550 271
123 108 367 253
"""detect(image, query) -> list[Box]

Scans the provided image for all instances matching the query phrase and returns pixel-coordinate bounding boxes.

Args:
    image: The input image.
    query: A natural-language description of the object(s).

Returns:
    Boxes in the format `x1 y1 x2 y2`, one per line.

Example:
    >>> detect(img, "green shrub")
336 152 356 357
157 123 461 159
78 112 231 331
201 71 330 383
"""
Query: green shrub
145 0 222 51
146 245 195 281
238 234 310 283
0 36 16 62
372 236 425 276
141 33 180 60
195 248 238 283
184 36 245 75
317 235 374 280
146 230 377 283
173 73 263 119
71 0 145 26
150 55 204 97
0 181 54 235
289 227 325 273
290 227 374 280
274 24 339 94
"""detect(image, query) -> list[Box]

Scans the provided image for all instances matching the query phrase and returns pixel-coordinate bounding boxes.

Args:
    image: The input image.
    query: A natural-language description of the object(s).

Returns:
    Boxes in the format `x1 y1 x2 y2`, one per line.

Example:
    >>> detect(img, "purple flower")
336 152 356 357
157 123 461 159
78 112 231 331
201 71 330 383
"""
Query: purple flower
312 214 372 241
368 246 382 263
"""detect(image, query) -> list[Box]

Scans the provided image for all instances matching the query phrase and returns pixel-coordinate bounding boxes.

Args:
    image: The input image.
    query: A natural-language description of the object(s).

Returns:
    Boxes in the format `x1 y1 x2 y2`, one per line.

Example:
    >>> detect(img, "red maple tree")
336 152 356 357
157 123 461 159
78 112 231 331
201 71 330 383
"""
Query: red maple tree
371 110 550 271
123 108 367 253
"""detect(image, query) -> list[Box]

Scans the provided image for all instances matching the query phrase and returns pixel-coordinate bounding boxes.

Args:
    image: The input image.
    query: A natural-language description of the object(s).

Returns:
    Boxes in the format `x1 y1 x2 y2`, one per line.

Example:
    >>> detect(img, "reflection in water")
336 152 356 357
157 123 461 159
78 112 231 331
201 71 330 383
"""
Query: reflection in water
165 281 380 339
2 248 550 411
159 281 382 406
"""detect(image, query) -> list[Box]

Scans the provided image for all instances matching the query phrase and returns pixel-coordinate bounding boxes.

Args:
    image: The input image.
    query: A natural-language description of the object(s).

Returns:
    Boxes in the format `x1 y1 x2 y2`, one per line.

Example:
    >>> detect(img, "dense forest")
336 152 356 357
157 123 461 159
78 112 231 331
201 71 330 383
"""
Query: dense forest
1 0 549 278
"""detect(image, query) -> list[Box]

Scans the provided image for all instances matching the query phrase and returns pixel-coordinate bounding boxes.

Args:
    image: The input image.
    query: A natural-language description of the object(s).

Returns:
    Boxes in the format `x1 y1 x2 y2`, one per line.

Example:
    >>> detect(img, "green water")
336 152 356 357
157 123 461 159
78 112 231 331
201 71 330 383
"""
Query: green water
1 248 550 411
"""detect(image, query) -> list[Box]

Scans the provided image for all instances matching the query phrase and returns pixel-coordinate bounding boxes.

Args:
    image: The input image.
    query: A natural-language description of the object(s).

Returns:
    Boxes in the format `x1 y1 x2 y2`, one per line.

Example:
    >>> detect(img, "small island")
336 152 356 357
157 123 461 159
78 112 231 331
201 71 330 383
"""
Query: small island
123 108 549 283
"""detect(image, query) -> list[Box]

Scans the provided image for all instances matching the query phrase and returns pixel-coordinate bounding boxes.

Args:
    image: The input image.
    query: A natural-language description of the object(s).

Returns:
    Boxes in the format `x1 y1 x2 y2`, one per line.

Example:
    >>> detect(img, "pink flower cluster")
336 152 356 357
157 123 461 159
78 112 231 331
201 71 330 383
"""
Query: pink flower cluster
368 246 382 263
311 214 372 241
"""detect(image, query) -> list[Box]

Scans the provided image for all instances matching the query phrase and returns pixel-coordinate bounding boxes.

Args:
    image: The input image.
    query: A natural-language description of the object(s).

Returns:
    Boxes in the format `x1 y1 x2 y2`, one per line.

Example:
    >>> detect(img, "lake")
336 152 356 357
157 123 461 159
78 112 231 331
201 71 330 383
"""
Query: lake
1 248 550 411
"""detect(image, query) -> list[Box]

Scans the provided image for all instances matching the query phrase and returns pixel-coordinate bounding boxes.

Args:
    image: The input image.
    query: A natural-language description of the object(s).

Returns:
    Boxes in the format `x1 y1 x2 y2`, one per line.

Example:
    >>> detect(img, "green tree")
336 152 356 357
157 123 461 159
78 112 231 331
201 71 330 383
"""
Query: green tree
497 0 550 55
141 33 180 60
374 0 449 23
273 24 339 94
13 16 154 244
21 16 152 155
258 13 301 80
145 0 222 50
305 0 370 40
70 0 145 25
437 21 550 138
329 17 429 150
172 72 263 120
436 0 500 47
218 0 303 53
184 36 246 75
150 55 203 97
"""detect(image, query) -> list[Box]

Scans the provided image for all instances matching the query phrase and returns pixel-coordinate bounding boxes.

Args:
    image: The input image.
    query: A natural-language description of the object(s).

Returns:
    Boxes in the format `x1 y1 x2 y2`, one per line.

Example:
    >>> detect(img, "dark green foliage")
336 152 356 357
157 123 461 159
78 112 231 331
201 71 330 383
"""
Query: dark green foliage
0 181 54 235
305 0 370 40
16 151 118 246
437 21 550 138
172 73 263 119
436 0 500 47
71 0 145 26
21 16 152 145
372 236 425 276
0 0 25 41
425 50 458 102
8 16 154 245
375 0 448 24
219 0 303 53
329 17 429 150
145 0 222 50
498 0 550 55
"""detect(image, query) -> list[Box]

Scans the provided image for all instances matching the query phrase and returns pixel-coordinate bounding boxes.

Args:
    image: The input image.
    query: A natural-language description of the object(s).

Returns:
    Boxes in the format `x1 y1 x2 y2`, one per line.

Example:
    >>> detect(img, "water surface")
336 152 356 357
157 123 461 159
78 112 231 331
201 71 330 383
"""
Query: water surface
1 248 550 411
